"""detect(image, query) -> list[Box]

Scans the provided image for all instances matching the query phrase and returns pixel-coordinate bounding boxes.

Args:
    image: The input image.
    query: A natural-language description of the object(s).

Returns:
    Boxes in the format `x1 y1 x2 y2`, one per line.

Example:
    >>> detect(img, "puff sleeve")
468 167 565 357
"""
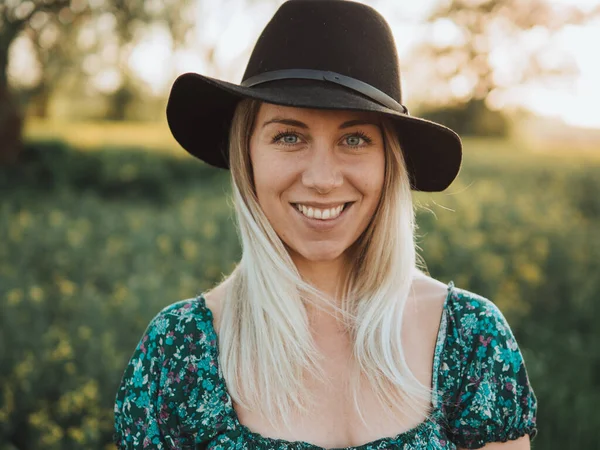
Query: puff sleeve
440 288 538 448
113 300 225 449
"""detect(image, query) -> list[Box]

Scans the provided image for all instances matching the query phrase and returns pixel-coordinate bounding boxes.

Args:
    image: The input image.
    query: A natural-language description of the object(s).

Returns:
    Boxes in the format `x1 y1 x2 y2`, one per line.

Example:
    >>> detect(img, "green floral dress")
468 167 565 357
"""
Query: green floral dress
113 281 538 449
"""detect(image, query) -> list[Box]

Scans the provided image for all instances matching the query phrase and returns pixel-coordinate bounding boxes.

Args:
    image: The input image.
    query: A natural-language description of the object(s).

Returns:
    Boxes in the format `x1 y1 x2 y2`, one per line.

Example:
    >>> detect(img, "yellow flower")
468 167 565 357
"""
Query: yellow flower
65 362 76 375
0 385 14 420
107 236 125 256
58 388 86 415
111 283 129 306
49 210 65 227
181 239 198 261
7 288 23 306
127 213 143 231
202 221 217 240
51 338 73 361
156 234 172 254
8 221 22 242
14 353 34 379
18 210 32 228
56 277 76 297
83 415 100 433
41 422 64 445
29 410 46 427
82 380 99 401
68 427 86 444
30 286 45 303
518 261 542 286
67 228 85 248
78 326 93 340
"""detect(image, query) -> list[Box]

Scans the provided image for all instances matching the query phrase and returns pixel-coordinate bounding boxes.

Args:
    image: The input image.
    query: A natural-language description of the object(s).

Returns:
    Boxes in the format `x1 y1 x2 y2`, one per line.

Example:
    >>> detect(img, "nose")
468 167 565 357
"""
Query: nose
301 145 343 194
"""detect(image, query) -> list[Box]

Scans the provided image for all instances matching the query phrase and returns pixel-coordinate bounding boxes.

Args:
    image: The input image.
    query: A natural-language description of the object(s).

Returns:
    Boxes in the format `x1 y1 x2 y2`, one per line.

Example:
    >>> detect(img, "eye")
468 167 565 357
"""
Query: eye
282 134 299 145
346 135 363 146
272 130 302 146
343 131 373 148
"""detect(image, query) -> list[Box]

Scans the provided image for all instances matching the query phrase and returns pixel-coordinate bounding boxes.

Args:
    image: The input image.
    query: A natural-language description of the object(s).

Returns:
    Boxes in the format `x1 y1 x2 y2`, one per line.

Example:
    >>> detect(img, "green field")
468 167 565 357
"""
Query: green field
1 128 599 449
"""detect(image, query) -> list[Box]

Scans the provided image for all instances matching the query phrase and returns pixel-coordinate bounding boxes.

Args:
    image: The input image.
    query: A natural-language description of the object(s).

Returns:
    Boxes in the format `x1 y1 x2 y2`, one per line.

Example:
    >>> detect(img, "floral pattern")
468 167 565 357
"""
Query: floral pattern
114 281 538 449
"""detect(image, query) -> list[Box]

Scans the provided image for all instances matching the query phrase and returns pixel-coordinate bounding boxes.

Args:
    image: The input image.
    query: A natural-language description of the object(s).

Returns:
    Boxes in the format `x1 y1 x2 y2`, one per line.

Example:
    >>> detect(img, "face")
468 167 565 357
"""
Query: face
249 103 385 267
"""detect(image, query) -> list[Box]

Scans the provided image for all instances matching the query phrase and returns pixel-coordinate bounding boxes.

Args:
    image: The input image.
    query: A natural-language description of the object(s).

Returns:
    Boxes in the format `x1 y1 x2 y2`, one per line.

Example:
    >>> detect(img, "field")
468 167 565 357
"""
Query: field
1 121 599 449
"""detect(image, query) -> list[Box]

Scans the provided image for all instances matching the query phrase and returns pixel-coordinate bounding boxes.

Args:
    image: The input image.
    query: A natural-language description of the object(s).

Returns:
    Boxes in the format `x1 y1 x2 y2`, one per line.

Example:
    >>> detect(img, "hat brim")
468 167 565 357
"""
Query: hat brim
166 72 462 192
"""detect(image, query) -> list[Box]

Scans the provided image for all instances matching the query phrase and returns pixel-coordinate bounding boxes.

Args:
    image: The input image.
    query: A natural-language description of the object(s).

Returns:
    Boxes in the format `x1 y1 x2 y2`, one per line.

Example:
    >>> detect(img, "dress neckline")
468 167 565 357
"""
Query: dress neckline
197 280 455 449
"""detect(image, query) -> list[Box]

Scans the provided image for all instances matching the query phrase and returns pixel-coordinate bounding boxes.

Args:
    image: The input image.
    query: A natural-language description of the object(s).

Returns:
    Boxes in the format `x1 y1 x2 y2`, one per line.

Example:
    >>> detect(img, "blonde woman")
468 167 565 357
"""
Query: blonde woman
114 1 538 449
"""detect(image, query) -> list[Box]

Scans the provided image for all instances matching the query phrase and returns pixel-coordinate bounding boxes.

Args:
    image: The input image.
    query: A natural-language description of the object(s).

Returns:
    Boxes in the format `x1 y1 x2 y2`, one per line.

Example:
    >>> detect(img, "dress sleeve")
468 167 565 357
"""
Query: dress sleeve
444 291 538 449
113 307 197 450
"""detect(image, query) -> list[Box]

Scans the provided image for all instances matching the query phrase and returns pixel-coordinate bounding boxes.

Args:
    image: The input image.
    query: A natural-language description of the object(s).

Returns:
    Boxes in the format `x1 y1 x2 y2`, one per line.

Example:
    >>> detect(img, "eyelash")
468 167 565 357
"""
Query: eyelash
272 129 299 146
271 130 374 147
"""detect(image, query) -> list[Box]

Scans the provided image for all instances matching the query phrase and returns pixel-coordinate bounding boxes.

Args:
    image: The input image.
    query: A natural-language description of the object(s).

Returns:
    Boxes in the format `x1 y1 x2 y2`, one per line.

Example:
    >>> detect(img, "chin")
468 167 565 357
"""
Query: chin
293 243 347 263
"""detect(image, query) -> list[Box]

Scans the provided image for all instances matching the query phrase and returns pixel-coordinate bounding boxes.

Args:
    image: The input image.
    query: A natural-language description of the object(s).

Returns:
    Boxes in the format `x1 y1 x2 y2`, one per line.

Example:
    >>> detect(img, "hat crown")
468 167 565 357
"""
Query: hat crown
242 0 402 103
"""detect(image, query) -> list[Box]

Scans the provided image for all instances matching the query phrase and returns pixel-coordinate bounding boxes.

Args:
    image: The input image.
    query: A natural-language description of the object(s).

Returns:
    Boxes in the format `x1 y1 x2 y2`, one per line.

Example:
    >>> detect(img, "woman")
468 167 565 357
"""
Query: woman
114 1 538 449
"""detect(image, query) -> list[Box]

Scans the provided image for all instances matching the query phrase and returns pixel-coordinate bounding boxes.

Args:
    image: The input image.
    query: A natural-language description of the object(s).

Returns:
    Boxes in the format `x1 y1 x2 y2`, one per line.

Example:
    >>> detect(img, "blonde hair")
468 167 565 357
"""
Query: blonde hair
213 98 432 432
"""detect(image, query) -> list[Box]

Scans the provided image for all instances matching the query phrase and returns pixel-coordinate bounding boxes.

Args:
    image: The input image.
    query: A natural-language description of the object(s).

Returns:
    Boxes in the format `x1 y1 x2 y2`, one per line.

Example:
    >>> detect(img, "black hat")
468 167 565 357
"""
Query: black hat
166 0 462 192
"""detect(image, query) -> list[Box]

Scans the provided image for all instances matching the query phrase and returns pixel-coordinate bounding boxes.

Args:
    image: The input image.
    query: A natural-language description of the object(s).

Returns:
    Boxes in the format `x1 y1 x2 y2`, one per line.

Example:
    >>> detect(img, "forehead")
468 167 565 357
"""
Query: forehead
255 102 381 126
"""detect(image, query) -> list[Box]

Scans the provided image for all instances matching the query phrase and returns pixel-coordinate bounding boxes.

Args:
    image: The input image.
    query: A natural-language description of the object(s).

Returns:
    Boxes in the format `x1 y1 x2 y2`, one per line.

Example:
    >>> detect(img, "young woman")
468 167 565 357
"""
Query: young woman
114 1 538 449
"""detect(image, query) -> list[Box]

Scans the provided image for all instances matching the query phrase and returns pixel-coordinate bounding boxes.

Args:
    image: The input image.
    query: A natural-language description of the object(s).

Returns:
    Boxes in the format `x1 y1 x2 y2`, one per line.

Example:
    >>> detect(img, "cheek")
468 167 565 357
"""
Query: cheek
251 149 297 207
353 155 385 199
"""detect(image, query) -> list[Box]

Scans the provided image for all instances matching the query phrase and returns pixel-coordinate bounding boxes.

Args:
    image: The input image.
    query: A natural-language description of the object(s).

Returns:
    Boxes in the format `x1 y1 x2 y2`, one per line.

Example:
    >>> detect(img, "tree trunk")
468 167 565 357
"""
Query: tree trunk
30 83 52 119
106 84 135 121
0 41 24 165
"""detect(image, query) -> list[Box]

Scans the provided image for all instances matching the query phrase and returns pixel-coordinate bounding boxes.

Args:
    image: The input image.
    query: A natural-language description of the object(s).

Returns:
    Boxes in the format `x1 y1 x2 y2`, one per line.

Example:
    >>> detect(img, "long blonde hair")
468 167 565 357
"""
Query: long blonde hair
213 98 432 431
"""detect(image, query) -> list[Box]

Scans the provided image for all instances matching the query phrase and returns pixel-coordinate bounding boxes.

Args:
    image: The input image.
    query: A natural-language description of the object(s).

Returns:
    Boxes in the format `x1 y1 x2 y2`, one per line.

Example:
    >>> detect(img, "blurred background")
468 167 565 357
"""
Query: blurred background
1 0 599 448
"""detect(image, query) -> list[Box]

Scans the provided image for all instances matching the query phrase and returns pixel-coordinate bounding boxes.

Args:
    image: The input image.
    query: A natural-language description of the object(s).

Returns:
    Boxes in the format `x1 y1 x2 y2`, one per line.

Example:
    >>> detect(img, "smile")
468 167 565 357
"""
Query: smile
292 202 352 220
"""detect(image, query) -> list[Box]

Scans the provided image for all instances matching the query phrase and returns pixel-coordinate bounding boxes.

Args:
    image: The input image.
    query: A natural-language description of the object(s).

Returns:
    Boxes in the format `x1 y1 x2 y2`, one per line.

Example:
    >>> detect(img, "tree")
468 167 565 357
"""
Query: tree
408 0 600 135
97 0 195 120
21 6 94 118
1 0 79 162
0 0 196 160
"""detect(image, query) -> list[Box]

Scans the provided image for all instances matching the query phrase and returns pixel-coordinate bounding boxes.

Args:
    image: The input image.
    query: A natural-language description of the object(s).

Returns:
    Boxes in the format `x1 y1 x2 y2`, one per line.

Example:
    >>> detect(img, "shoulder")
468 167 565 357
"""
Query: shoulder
202 275 233 334
114 296 226 448
410 270 450 305
444 285 515 354
440 284 522 378
117 295 216 388
437 284 539 447
405 271 452 341
138 297 216 351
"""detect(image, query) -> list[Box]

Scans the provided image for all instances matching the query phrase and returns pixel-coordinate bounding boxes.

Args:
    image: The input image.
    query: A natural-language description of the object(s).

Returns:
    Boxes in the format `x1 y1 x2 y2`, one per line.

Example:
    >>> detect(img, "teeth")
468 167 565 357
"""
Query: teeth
295 203 346 220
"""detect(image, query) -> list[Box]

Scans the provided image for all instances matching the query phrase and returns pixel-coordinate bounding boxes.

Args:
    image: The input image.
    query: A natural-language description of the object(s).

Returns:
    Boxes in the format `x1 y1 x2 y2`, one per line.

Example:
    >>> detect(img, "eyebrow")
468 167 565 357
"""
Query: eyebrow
261 117 379 129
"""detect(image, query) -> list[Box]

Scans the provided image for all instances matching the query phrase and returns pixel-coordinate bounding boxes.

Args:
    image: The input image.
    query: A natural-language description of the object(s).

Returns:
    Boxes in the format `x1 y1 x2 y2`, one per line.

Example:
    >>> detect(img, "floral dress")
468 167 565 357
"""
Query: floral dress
113 281 538 449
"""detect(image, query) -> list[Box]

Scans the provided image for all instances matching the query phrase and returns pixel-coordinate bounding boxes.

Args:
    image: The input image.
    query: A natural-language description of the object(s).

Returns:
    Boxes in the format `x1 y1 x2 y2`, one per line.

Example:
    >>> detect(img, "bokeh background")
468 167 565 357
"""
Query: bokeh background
1 0 600 449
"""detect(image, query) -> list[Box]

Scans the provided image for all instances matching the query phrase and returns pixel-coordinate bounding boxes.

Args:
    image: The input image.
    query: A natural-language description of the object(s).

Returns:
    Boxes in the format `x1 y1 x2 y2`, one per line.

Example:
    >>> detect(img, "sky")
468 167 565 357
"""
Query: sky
125 0 600 129
9 0 600 129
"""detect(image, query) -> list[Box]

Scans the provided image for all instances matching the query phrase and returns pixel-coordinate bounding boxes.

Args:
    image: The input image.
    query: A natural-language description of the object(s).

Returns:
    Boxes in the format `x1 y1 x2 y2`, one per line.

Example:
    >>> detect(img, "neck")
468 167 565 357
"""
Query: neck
291 253 350 318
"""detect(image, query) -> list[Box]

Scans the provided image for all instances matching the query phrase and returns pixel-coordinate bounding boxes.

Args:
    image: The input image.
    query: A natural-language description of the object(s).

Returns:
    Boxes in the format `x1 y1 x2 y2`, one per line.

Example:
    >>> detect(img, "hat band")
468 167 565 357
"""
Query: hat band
241 69 409 115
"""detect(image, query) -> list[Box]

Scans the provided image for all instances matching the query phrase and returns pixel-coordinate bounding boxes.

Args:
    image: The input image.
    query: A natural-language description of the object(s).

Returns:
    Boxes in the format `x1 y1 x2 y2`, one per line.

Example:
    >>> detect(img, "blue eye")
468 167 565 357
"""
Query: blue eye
272 130 301 146
346 136 363 146
282 135 299 144
344 132 372 147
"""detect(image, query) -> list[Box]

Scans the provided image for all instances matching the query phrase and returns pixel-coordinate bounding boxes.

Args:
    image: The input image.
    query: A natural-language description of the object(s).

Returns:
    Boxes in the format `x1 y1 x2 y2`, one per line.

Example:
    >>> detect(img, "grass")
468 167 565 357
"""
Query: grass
24 118 600 162
23 118 184 156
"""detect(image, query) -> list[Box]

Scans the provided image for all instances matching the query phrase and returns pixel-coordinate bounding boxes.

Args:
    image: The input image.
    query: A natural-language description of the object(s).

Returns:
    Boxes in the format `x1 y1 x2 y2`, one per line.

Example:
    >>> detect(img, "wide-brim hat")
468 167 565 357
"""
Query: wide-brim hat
166 0 462 192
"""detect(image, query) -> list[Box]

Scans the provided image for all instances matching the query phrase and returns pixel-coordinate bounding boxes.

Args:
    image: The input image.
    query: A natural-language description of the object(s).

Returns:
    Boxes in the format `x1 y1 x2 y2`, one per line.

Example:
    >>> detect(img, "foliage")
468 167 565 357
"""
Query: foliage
418 99 509 137
412 0 600 105
1 139 599 449
0 0 196 155
417 145 600 449
405 0 600 136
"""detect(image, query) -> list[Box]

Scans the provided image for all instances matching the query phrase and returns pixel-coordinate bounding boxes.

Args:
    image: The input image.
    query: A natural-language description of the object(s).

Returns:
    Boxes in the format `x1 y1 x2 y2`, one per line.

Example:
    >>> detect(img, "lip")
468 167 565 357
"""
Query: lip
290 202 354 230
292 201 349 209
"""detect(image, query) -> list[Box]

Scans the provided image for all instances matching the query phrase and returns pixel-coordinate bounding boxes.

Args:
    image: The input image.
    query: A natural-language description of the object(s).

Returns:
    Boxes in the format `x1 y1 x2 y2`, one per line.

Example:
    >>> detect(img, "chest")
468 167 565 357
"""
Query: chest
232 326 437 449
